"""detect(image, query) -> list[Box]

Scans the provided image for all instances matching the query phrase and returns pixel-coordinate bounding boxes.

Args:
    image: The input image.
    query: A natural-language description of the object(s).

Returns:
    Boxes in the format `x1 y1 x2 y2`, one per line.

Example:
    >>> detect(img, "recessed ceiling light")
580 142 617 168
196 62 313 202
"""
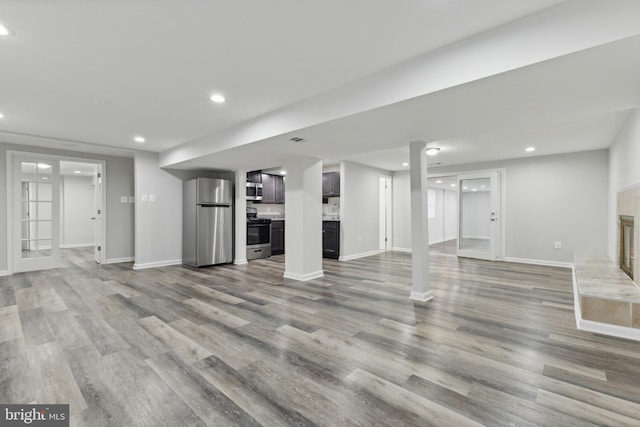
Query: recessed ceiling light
525 146 536 152
74 170 82 174
402 162 409 167
37 164 51 169
0 112 4 119
0 24 13 36
426 147 441 156
280 170 286 175
436 180 442 184
450 183 456 187
463 186 468 190
472 189 477 192
134 136 146 143
210 94 226 103
41 177 48 180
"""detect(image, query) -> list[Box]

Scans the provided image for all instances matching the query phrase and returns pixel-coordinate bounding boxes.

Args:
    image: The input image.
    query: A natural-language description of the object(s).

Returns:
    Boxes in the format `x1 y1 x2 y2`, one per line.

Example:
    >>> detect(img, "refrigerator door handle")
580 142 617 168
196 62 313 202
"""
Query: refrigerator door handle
200 203 231 208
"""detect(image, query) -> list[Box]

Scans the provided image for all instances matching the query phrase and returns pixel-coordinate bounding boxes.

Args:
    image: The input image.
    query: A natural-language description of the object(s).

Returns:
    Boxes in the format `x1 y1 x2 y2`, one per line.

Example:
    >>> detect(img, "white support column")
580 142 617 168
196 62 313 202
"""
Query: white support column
234 169 247 265
283 157 324 281
409 140 433 302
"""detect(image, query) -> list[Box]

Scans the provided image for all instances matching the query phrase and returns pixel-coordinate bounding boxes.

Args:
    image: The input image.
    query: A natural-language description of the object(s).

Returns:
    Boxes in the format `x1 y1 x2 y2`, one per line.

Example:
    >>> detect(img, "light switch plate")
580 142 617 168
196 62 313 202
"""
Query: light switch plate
120 196 127 203
141 194 148 202
149 194 156 202
129 196 135 203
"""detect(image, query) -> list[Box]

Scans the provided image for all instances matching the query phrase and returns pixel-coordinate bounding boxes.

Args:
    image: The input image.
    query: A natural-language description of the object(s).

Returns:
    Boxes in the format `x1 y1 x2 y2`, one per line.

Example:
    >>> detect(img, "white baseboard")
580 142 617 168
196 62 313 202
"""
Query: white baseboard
104 257 134 264
60 243 94 249
234 259 248 265
339 250 380 262
391 247 412 253
410 291 434 302
0 270 9 277
133 259 182 270
283 270 324 281
504 257 574 269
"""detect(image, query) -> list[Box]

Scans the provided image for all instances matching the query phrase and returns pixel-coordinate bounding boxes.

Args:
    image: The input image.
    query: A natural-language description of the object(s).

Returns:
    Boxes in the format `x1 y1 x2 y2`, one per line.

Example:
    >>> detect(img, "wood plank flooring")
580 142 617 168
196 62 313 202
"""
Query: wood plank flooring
2 248 640 426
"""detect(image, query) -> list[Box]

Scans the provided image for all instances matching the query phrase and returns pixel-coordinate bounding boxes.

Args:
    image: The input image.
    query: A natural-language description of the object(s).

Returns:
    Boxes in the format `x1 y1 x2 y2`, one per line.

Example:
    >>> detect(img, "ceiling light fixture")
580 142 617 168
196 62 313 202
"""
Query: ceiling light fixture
525 146 536 152
463 186 468 190
0 112 4 119
289 137 305 143
402 162 409 167
436 180 442 184
74 170 82 174
210 93 226 103
450 183 456 187
0 24 13 36
134 136 146 143
426 147 440 156
37 164 51 169
280 170 286 175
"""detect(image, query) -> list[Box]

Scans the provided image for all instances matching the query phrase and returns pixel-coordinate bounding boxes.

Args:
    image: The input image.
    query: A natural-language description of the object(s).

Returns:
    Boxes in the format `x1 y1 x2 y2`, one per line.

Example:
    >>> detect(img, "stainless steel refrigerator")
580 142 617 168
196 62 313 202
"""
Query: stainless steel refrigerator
183 178 233 267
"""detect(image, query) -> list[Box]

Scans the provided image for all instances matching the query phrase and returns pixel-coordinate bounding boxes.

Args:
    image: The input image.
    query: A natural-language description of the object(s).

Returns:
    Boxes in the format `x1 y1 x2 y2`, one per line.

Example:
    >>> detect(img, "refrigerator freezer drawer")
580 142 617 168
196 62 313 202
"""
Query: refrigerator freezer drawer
196 205 233 266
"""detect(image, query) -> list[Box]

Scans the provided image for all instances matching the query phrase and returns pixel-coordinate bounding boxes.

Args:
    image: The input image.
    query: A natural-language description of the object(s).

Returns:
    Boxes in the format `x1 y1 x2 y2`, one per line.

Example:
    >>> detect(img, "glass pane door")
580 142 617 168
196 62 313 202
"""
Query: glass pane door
13 157 60 272
457 171 501 261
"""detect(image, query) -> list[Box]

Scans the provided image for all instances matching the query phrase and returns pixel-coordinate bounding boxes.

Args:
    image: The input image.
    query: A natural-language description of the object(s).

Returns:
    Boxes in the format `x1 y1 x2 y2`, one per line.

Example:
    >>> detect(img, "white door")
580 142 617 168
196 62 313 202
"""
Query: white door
379 176 392 251
93 165 103 263
13 157 60 272
457 171 501 260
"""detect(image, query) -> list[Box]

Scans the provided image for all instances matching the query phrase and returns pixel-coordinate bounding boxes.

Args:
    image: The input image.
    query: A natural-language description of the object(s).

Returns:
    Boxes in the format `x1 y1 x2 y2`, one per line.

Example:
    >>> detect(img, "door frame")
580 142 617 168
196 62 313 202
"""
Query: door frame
6 150 107 274
427 169 506 260
379 175 392 251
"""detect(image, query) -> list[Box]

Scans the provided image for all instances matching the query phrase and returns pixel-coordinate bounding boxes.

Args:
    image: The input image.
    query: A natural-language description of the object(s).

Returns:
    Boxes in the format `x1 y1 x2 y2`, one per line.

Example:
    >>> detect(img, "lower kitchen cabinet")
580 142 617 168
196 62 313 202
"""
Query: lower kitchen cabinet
271 220 285 255
322 221 340 259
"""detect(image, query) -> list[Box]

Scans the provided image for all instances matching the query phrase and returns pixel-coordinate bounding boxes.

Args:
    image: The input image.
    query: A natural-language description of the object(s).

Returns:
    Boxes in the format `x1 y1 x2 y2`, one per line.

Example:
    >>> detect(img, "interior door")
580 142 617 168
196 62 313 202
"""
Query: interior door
93 165 103 263
457 171 500 261
13 157 60 272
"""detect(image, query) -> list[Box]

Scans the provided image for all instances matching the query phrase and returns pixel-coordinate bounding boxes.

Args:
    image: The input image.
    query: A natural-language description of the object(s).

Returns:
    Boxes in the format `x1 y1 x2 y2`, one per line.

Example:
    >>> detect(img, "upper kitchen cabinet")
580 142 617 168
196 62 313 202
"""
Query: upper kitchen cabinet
322 172 340 197
260 173 285 204
247 170 262 183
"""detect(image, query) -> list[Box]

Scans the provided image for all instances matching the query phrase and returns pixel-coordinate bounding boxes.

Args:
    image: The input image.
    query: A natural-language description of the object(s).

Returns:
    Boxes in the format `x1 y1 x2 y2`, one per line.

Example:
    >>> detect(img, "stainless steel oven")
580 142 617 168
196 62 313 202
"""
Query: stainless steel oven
246 208 271 260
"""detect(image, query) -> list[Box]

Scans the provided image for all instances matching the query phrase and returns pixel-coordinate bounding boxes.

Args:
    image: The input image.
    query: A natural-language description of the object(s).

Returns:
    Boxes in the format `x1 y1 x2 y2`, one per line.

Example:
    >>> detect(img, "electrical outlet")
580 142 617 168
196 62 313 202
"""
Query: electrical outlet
554 241 562 249
129 196 135 203
120 196 127 203
149 194 156 202
141 194 148 202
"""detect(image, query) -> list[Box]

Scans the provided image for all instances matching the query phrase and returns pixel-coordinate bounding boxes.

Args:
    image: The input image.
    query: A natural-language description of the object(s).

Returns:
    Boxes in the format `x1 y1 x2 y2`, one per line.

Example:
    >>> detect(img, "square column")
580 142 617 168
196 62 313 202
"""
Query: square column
283 157 324 281
234 169 247 265
409 140 433 302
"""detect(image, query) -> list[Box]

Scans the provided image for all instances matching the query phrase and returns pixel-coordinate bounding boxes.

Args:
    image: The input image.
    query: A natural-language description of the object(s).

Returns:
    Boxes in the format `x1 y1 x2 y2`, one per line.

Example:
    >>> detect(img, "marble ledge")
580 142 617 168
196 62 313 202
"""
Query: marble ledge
574 253 639 303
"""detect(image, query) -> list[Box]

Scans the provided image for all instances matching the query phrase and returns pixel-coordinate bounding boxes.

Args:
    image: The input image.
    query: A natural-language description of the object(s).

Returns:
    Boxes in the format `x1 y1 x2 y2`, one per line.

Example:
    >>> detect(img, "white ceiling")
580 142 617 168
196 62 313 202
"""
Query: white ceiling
1 1 639 172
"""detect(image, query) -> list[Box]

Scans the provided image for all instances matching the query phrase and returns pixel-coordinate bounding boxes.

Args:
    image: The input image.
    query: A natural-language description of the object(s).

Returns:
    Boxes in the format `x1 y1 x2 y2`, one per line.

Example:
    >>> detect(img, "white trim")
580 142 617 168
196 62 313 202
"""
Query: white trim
0 270 9 277
577 319 640 342
60 243 95 249
234 259 248 265
572 265 581 325
428 239 445 245
410 291 434 302
104 257 134 264
283 270 324 281
392 247 412 253
132 259 182 270
339 250 380 262
504 257 574 269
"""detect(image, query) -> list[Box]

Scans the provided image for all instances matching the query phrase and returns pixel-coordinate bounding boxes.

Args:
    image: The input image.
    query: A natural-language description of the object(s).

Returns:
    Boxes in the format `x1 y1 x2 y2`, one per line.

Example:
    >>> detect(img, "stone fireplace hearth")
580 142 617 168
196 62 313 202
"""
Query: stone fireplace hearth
617 186 640 285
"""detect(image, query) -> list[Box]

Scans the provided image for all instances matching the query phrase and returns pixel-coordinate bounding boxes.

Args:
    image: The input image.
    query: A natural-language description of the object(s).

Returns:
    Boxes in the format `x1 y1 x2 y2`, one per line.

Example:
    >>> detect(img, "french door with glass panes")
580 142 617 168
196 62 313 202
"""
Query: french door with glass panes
13 156 60 272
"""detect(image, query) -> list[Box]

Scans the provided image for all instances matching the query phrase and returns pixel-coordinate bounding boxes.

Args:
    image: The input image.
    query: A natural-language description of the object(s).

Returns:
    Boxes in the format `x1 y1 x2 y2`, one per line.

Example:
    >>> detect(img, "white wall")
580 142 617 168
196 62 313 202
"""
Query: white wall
392 170 411 252
444 190 457 241
0 143 134 273
60 175 94 247
134 152 183 268
427 188 458 244
431 149 608 264
608 108 640 260
340 161 391 259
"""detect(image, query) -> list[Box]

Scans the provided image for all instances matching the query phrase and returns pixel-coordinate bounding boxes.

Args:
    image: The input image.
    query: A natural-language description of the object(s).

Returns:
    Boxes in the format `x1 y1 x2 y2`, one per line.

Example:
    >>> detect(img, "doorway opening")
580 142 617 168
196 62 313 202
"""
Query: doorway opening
427 176 458 256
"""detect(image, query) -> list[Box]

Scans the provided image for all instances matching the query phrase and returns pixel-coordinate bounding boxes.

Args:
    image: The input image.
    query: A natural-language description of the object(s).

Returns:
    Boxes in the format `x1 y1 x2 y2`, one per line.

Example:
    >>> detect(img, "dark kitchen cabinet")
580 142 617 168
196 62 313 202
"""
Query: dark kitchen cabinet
322 172 340 197
322 221 340 259
271 220 285 255
275 176 285 204
247 170 262 183
260 173 285 204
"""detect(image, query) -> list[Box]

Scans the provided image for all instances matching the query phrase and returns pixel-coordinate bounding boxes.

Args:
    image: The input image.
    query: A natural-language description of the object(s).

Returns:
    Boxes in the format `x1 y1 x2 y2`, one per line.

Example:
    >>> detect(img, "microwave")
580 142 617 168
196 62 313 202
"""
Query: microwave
246 182 263 201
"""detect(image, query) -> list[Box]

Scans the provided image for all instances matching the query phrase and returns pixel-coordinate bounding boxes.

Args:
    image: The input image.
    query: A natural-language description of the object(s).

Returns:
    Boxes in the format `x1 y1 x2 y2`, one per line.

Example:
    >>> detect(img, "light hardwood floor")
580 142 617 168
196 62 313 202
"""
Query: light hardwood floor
2 248 640 426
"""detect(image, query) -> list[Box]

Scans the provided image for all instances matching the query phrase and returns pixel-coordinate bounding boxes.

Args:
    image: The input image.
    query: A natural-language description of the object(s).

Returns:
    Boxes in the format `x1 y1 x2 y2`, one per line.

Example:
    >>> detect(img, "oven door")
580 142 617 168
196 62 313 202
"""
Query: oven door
247 222 270 246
